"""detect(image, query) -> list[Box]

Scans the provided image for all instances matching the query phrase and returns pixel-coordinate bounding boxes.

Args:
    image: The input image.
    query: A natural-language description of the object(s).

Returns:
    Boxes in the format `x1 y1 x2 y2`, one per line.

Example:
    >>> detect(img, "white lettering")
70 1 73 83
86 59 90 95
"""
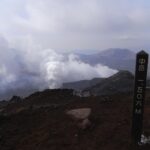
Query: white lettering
138 80 144 82
136 101 142 106
139 58 146 64
137 87 143 93
137 94 143 99
135 109 142 114
138 65 145 71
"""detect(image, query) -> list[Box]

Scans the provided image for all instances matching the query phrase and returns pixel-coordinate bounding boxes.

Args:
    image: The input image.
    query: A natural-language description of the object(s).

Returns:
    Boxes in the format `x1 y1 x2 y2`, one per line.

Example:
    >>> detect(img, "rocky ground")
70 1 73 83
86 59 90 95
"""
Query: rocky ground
0 89 150 150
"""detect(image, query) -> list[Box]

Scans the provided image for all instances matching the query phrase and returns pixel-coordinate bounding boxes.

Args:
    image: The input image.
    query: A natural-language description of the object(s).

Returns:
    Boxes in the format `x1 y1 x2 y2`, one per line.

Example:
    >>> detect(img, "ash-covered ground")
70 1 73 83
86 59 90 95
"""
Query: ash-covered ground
0 89 150 150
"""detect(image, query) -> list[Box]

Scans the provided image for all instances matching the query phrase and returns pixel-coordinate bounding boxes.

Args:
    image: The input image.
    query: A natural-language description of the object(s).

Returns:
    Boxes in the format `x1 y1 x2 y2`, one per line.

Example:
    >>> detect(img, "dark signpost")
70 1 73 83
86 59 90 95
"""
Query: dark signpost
132 50 149 144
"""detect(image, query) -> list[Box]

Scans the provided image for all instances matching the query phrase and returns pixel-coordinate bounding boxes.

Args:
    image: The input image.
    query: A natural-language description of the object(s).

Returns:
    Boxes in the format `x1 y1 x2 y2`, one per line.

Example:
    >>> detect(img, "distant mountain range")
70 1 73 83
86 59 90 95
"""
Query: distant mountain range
63 48 150 97
62 48 150 96
77 48 150 77
77 48 136 73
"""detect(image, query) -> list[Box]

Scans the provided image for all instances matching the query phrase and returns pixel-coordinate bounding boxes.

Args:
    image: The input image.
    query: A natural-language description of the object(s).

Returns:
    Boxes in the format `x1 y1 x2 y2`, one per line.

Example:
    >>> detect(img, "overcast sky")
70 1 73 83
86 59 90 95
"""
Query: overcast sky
0 0 150 52
1 0 150 99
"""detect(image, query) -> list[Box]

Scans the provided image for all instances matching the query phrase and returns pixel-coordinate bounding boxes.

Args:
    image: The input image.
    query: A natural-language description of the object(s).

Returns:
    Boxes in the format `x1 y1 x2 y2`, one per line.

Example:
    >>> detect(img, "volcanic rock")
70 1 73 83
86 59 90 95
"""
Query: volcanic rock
66 108 92 129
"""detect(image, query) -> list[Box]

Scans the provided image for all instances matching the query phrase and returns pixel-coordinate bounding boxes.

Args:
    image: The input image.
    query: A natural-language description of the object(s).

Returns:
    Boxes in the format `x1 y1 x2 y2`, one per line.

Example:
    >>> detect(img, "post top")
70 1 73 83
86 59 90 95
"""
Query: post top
137 50 148 56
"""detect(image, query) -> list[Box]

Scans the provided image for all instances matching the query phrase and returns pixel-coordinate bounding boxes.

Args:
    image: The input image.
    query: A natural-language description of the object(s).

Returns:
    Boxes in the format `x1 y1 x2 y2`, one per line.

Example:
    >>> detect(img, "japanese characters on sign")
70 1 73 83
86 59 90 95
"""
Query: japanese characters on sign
132 50 149 144
134 80 144 115
138 58 146 72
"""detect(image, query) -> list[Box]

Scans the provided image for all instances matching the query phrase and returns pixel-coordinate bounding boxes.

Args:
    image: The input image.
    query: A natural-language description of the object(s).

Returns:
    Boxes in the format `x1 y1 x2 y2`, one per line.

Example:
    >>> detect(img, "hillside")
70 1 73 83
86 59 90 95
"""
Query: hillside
62 78 104 90
62 70 150 96
83 71 134 96
0 89 150 150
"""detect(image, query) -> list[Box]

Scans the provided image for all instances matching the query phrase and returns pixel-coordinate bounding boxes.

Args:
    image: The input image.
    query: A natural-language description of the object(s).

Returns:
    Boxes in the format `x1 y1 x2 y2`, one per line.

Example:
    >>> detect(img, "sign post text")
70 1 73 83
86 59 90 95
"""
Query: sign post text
132 50 149 144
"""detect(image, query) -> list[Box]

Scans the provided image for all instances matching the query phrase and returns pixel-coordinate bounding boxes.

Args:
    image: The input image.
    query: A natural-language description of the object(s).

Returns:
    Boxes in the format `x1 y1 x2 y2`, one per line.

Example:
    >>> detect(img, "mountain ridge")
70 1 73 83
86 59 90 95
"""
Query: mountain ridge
78 48 136 73
83 70 134 96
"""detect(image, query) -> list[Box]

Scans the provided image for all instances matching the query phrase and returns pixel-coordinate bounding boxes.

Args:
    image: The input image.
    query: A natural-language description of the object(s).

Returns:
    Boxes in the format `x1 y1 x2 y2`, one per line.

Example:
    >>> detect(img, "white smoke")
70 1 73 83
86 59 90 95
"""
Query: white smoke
0 37 117 99
42 51 117 88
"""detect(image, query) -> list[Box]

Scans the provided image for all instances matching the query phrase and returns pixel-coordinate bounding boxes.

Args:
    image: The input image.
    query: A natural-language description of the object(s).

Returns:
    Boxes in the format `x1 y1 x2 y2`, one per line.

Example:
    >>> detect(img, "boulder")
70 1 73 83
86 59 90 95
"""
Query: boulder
66 108 91 120
66 108 92 129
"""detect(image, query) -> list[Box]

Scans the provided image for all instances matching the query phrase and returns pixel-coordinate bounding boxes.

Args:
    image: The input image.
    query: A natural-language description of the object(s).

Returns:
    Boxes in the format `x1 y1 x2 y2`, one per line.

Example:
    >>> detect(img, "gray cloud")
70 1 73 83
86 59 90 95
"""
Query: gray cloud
0 0 150 51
